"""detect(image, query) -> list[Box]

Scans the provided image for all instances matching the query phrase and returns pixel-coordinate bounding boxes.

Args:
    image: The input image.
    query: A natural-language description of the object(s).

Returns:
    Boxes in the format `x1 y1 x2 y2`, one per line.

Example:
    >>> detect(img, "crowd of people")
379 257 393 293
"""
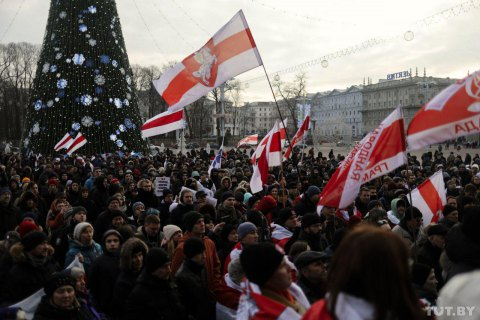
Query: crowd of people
0 145 478 319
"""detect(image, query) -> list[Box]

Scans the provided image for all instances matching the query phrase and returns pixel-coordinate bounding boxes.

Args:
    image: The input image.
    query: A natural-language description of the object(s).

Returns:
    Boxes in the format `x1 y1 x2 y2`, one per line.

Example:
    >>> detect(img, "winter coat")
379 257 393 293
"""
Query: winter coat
296 276 325 304
176 259 216 320
88 251 120 315
170 203 194 231
171 232 221 294
136 189 158 210
0 203 19 240
122 271 188 320
444 224 480 281
111 269 142 317
33 295 97 320
2 243 60 304
64 240 102 276
297 229 329 252
93 209 116 242
216 204 239 225
49 219 76 265
294 196 317 217
134 227 164 248
417 241 444 288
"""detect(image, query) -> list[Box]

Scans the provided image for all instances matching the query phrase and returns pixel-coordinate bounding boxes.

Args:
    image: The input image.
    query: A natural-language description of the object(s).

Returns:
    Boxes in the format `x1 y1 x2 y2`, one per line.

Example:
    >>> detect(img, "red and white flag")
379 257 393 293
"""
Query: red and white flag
410 170 446 226
153 10 262 111
284 114 309 160
54 133 73 151
141 109 185 138
237 280 310 320
66 132 87 156
407 71 480 150
320 107 406 209
237 134 258 148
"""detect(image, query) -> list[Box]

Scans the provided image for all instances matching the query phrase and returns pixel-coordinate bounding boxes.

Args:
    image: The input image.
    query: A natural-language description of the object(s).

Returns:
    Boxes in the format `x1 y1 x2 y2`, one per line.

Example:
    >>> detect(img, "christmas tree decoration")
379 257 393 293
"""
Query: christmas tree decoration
24 0 147 155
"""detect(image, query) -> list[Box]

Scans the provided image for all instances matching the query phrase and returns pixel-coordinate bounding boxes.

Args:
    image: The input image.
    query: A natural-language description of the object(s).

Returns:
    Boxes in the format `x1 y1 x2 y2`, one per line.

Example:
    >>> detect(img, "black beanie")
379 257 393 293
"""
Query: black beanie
44 273 76 297
404 206 423 221
221 191 235 203
276 208 294 225
411 263 432 286
183 211 203 232
184 237 205 259
145 248 169 274
301 213 322 228
103 229 124 244
240 242 284 286
21 231 48 252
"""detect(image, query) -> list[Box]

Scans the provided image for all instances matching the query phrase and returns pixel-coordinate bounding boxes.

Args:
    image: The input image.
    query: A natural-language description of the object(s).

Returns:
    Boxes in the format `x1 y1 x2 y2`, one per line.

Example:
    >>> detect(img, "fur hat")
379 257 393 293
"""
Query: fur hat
163 224 182 241
73 222 93 241
240 243 284 286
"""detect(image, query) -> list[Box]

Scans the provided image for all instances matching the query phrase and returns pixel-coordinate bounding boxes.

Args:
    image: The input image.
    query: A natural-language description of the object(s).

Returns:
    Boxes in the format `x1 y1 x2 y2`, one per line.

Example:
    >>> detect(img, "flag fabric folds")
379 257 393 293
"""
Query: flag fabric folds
410 170 447 226
66 132 87 156
284 114 310 160
141 109 185 138
407 70 480 150
320 107 407 209
153 10 262 111
208 144 223 175
237 134 258 148
54 132 73 151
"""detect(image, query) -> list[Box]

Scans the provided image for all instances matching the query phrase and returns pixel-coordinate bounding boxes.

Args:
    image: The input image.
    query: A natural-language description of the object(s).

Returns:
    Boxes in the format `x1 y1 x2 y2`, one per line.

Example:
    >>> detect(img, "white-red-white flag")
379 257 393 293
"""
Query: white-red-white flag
141 109 185 138
237 279 309 320
54 133 73 151
410 170 446 226
407 71 480 150
284 115 309 160
66 132 87 156
153 10 262 111
237 134 258 148
320 107 406 209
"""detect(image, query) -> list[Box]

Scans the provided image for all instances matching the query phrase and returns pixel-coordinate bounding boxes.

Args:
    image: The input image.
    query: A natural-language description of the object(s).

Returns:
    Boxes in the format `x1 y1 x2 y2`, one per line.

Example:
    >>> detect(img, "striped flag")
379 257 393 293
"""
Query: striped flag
54 132 73 151
66 132 87 156
237 134 258 148
410 170 446 226
153 10 262 111
208 144 223 175
284 114 309 160
141 109 185 138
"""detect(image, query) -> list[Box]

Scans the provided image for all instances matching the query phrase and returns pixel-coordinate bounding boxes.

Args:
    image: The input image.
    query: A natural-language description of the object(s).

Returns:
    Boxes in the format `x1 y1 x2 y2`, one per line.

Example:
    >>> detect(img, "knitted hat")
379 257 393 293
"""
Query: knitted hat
0 187 11 195
132 202 145 211
21 212 39 224
44 273 76 297
48 178 59 186
237 222 257 240
221 192 235 203
306 186 321 198
163 224 182 241
64 206 87 220
102 229 123 244
294 251 329 270
427 224 449 236
276 208 294 225
240 243 285 286
18 220 41 238
301 213 322 228
145 247 169 274
183 211 203 232
411 263 432 286
73 222 93 241
145 208 160 216
22 177 31 184
21 231 47 252
184 237 205 259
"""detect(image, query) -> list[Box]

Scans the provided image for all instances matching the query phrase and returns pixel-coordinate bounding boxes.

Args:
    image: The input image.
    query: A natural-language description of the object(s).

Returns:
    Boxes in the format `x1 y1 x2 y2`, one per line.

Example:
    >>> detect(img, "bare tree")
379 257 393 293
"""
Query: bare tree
272 71 308 133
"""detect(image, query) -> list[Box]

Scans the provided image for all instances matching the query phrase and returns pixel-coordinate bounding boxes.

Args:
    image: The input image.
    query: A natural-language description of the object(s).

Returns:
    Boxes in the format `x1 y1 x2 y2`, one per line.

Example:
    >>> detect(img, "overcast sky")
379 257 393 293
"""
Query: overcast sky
1 0 478 104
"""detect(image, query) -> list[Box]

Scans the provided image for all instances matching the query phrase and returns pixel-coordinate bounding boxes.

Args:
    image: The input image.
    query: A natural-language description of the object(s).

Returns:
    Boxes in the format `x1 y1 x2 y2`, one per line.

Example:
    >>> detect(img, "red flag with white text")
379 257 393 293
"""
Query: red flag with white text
410 170 446 226
320 107 406 209
153 10 262 111
237 134 258 148
141 109 185 138
407 71 480 150
284 115 309 160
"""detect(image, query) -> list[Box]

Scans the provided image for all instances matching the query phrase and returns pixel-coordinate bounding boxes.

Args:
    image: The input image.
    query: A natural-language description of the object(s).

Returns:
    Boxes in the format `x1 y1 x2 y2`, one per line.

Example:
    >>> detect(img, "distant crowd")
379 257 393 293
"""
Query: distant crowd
0 145 479 319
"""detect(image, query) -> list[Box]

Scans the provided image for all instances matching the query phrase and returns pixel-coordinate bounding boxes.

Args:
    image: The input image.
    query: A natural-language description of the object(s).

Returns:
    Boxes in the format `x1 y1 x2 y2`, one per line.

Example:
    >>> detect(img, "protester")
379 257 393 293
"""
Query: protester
294 251 329 304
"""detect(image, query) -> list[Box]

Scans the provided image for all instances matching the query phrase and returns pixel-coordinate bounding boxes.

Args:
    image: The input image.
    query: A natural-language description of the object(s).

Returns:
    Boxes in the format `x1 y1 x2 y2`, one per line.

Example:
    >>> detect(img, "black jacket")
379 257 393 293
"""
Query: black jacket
111 269 141 317
175 259 216 320
88 251 120 316
171 203 194 231
296 276 325 304
0 203 19 240
122 271 188 320
294 196 317 216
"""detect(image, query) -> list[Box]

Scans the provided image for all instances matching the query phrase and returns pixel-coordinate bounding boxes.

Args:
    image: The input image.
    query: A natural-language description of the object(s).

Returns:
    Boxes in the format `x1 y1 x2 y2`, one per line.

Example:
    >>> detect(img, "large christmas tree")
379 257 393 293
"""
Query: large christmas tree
23 0 148 155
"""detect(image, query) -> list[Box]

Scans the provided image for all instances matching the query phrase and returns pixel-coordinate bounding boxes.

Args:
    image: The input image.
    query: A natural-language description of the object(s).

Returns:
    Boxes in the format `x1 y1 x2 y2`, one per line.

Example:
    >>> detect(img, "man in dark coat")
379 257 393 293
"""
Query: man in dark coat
2 231 59 304
294 186 320 216
294 251 329 304
123 248 188 320
175 237 216 320
0 187 19 239
170 190 194 231
93 196 121 242
88 229 122 317
417 224 449 288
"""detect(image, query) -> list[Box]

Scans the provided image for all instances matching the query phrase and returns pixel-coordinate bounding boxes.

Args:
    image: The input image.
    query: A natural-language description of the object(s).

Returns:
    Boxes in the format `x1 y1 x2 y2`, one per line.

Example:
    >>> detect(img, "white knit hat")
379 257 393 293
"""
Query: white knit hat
163 224 182 241
73 222 93 241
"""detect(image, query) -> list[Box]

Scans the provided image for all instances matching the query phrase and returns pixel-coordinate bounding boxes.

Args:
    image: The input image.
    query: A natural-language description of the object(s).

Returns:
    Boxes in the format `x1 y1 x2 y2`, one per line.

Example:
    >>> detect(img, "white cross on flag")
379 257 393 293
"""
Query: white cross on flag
410 170 446 226
153 10 262 111
407 70 480 150
320 107 407 209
